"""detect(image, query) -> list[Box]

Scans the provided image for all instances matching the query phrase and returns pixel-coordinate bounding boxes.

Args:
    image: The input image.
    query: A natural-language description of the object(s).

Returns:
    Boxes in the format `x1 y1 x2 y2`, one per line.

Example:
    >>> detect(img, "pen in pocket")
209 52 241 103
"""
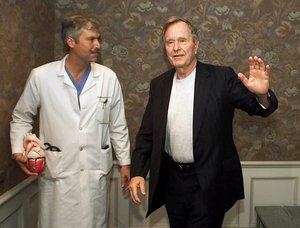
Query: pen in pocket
102 145 109 150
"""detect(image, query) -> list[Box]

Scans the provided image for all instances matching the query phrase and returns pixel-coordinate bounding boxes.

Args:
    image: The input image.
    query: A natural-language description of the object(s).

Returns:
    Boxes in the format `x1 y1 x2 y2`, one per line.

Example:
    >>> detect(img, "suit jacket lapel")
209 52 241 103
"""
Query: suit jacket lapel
159 70 174 150
193 62 211 145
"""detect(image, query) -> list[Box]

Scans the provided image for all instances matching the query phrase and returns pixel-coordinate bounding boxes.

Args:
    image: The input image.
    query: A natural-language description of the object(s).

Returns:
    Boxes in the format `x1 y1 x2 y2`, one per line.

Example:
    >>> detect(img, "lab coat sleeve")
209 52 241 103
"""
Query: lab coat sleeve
109 78 130 166
10 69 41 154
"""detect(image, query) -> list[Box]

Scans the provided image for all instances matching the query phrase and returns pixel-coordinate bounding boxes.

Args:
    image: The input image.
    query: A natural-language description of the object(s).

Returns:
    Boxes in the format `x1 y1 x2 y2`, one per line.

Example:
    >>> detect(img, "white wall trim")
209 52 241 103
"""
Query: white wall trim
1 161 300 228
0 176 38 228
0 176 37 206
237 161 300 228
241 161 300 168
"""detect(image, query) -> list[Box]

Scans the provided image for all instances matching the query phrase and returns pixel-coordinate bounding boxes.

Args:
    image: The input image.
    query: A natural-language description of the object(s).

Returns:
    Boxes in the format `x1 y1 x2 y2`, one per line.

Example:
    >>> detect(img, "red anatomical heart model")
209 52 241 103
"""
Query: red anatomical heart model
24 133 46 174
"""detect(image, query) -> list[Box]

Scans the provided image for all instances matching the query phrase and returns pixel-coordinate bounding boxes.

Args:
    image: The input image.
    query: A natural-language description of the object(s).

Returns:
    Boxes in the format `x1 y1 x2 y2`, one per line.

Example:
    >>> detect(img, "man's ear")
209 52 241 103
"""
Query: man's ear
66 36 75 49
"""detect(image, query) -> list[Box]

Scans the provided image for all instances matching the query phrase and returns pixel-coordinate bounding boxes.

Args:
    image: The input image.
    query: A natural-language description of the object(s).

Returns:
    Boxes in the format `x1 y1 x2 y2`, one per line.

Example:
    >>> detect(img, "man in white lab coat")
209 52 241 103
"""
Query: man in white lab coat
10 15 130 228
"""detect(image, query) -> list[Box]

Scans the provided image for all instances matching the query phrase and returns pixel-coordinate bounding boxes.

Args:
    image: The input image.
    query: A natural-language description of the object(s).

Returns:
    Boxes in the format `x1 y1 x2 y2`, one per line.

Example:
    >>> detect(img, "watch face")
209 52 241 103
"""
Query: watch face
27 157 46 174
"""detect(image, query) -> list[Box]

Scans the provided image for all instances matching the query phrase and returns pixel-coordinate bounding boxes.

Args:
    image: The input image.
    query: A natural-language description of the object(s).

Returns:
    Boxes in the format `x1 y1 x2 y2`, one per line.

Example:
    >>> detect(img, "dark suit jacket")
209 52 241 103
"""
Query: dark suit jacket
131 61 278 217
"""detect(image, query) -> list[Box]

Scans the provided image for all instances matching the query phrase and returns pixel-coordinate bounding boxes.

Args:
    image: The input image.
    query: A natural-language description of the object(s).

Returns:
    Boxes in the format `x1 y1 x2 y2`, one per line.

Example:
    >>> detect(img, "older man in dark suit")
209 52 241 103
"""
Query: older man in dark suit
129 16 278 228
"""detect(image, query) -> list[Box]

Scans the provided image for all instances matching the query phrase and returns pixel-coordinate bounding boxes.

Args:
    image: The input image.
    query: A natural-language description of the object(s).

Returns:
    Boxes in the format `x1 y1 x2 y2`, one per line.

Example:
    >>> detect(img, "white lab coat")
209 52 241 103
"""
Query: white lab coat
10 55 130 228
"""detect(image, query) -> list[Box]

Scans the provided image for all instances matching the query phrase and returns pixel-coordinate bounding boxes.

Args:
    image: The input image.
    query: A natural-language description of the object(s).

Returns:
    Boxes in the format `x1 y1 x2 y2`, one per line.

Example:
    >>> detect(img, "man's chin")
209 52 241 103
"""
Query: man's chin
172 62 185 68
90 55 98 62
170 59 185 67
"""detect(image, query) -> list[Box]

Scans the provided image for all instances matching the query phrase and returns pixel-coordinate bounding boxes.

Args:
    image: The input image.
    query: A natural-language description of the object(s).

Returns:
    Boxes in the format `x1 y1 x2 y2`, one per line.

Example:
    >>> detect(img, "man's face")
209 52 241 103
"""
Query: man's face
164 21 199 70
72 29 101 63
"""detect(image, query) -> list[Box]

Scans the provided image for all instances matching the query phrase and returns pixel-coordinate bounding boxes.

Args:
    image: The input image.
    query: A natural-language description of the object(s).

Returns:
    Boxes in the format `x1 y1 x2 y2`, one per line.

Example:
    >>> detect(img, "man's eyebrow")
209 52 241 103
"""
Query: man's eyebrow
166 37 187 41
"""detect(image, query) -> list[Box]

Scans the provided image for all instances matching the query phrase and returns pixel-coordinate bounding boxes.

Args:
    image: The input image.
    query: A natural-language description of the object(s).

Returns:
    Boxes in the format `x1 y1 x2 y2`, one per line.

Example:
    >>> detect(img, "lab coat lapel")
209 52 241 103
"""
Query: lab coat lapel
80 63 98 94
80 75 96 94
56 55 75 88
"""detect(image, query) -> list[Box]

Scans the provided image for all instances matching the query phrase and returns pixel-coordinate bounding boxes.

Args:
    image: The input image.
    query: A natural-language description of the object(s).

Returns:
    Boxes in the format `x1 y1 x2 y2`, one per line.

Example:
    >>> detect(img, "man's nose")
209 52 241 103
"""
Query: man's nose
94 39 100 48
173 40 180 51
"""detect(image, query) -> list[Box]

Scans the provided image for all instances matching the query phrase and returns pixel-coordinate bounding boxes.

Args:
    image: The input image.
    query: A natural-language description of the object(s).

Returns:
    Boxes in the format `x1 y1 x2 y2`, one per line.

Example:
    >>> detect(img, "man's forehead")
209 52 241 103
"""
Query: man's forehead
165 22 192 35
80 28 100 37
165 30 192 40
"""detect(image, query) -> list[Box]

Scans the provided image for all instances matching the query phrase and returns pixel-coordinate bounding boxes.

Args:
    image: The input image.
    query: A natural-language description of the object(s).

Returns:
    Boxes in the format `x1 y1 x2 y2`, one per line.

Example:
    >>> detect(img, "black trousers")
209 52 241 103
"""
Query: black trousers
163 154 224 228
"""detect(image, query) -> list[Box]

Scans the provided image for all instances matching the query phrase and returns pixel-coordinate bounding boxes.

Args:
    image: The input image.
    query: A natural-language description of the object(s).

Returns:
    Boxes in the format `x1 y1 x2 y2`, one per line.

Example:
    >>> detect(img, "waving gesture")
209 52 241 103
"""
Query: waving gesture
238 56 270 107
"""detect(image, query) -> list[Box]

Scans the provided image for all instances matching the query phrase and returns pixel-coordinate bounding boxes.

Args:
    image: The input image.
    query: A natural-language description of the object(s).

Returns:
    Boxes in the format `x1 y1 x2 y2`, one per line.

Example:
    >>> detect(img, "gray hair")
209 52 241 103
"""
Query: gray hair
61 15 100 52
162 16 199 42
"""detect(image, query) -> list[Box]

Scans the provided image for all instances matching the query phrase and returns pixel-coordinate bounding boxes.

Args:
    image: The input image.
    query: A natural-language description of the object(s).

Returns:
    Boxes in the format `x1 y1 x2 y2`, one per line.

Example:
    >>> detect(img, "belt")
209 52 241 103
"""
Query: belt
163 153 195 171
173 162 195 171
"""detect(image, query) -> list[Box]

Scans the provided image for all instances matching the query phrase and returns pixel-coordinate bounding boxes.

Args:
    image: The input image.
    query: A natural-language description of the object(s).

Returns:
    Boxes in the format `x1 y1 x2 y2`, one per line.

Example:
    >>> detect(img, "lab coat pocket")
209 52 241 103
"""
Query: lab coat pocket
98 146 113 174
43 151 63 179
97 98 111 124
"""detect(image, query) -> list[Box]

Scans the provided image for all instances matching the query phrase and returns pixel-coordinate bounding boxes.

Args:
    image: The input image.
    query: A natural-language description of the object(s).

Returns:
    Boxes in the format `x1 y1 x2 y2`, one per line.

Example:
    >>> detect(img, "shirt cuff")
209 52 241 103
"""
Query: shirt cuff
257 92 271 109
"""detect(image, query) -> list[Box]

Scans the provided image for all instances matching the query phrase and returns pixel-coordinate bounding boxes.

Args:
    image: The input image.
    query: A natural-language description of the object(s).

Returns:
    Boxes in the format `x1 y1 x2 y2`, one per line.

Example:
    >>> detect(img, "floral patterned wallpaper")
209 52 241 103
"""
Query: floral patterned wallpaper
0 0 54 194
0 0 299 194
54 0 300 161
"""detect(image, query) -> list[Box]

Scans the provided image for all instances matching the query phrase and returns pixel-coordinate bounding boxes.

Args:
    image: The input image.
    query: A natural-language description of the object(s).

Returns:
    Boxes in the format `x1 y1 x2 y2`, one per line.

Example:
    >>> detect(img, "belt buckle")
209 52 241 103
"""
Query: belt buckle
178 164 184 170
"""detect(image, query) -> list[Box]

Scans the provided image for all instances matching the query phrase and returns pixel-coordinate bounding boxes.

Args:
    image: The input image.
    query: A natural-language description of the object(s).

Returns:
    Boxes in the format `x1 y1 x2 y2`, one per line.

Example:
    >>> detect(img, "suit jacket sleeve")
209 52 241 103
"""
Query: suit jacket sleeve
130 80 155 178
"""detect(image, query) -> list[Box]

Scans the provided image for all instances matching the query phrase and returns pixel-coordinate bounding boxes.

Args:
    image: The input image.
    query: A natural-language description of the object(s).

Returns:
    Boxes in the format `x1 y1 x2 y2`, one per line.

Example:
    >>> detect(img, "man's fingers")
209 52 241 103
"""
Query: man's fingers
250 56 270 73
249 56 265 71
129 177 146 204
17 161 38 176
265 64 271 76
121 175 130 191
139 180 146 195
238 73 248 86
130 184 142 204
13 153 27 163
258 58 266 71
13 154 38 176
249 56 255 70
120 165 130 191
